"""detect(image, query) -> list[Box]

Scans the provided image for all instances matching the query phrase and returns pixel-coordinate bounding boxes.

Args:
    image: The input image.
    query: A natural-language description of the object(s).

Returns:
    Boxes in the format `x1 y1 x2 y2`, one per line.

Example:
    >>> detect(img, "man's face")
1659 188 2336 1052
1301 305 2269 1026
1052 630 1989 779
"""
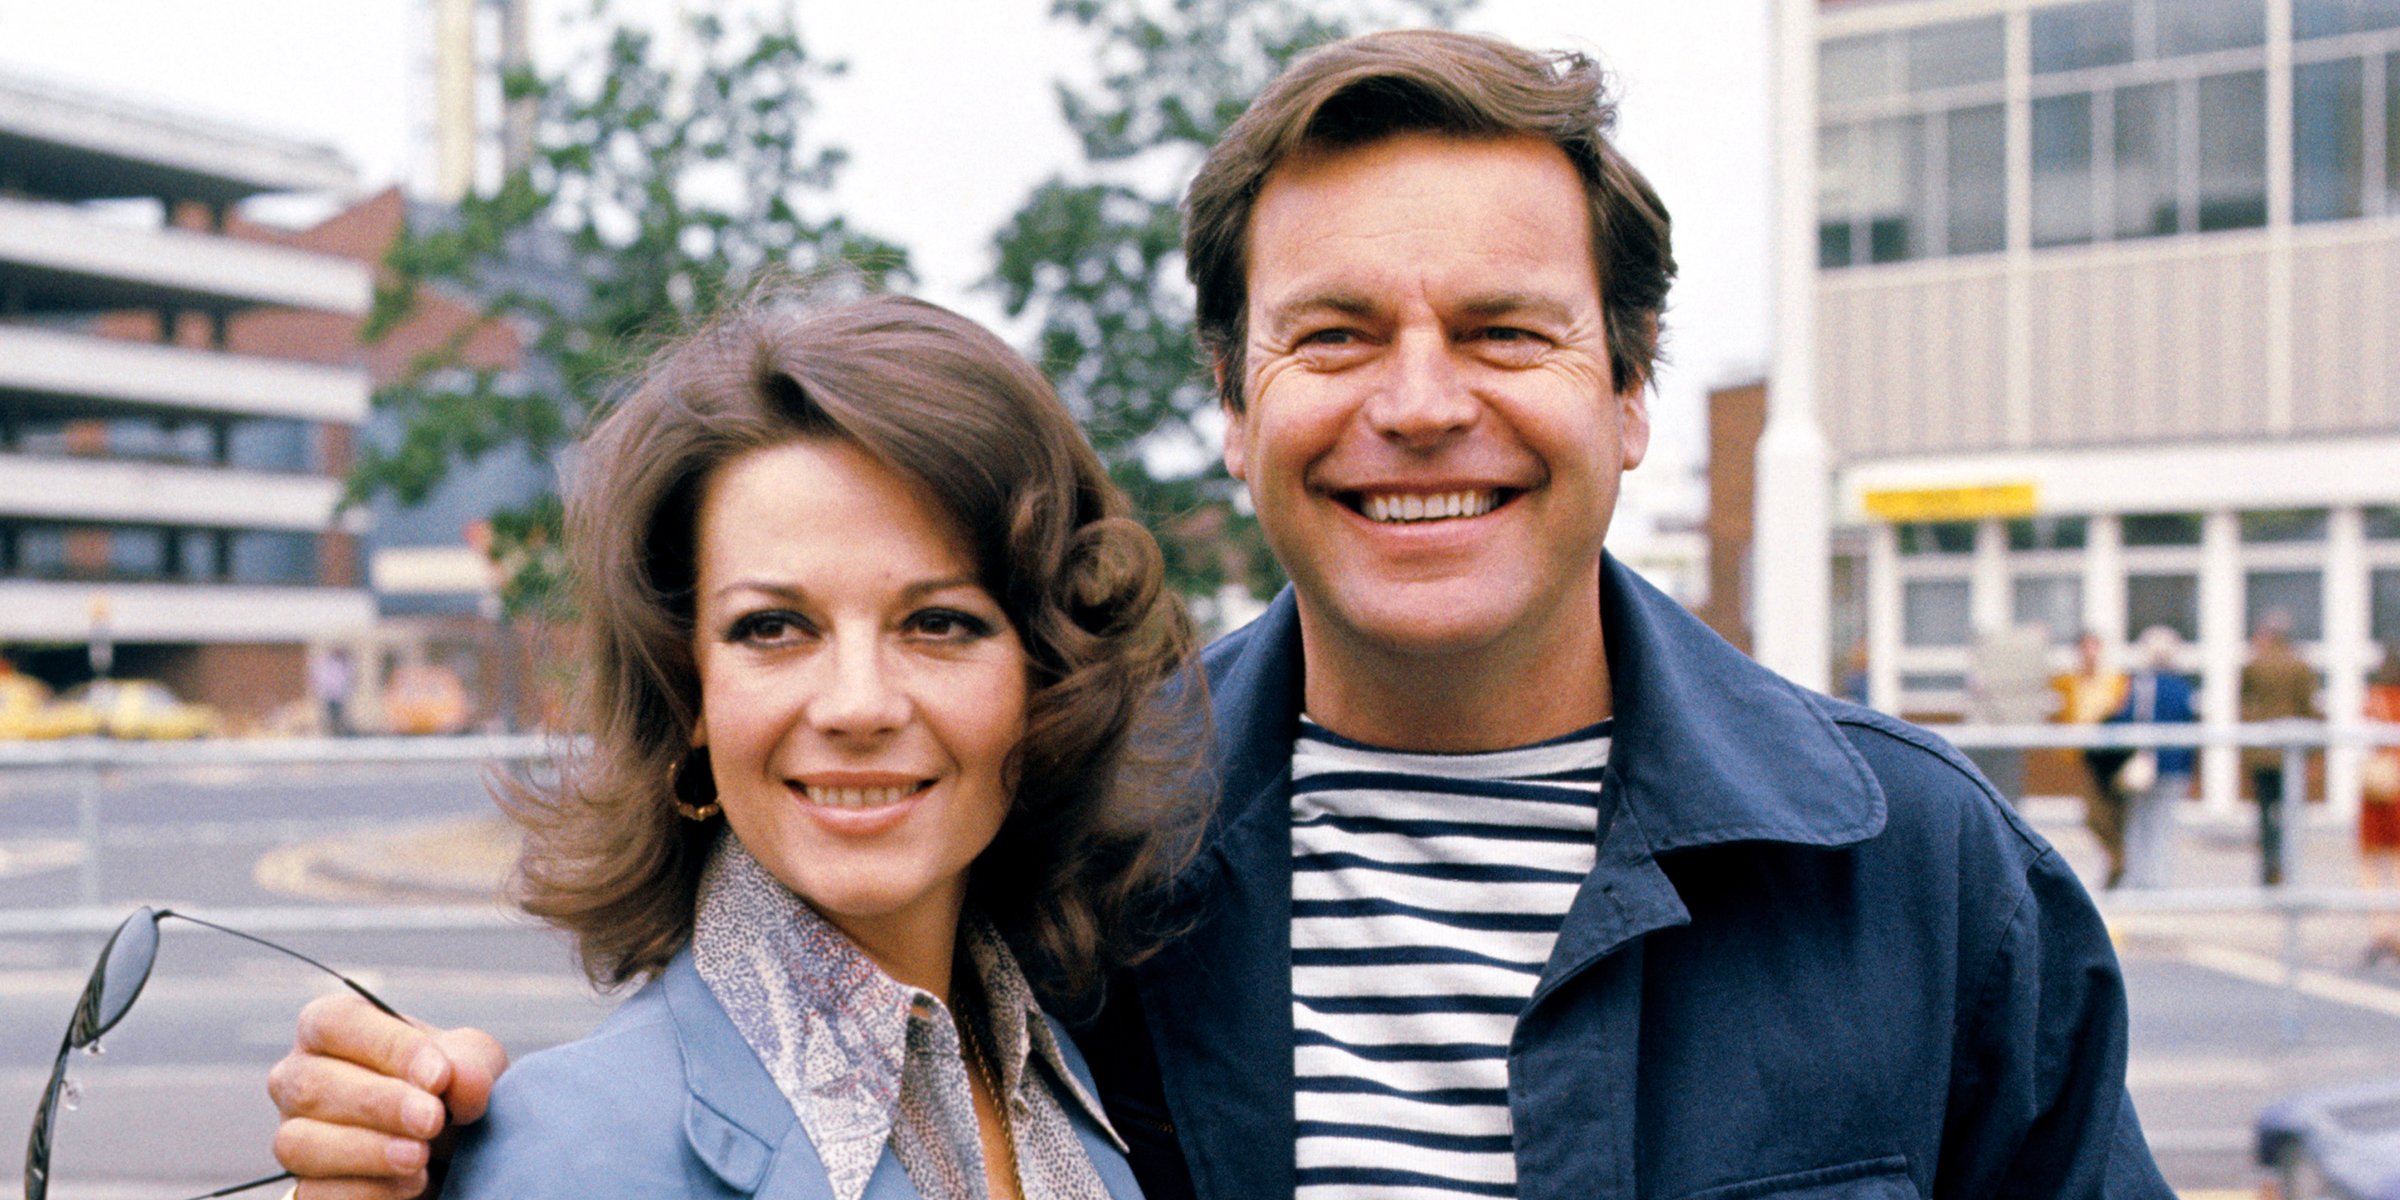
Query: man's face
1222 131 1648 668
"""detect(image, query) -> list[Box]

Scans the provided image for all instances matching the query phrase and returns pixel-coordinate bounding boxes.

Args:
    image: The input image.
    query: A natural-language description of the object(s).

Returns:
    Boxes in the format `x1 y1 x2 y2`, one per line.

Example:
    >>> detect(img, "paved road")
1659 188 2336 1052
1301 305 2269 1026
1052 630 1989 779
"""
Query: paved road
6 760 2400 1197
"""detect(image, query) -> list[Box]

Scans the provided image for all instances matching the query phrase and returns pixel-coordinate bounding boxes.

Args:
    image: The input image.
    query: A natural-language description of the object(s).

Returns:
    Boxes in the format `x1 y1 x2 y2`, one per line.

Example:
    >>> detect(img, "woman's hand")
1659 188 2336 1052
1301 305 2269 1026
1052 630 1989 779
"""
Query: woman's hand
266 992 509 1200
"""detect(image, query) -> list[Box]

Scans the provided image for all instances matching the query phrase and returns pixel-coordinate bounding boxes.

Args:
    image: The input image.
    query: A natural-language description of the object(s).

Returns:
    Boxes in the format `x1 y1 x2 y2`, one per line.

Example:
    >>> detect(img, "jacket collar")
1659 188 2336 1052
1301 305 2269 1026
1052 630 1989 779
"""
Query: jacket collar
1192 553 1884 867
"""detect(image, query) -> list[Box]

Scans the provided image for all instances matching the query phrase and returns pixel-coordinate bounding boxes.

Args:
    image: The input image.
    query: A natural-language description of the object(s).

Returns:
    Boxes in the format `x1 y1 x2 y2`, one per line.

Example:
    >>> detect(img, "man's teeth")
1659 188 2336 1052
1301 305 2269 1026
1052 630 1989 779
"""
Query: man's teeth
806 785 915 809
1361 491 1498 523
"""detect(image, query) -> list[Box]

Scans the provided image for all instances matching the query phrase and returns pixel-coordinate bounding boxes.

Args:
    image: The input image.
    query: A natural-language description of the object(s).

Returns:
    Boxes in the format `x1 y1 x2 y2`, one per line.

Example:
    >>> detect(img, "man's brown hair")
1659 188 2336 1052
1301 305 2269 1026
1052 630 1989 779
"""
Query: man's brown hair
1184 28 1676 408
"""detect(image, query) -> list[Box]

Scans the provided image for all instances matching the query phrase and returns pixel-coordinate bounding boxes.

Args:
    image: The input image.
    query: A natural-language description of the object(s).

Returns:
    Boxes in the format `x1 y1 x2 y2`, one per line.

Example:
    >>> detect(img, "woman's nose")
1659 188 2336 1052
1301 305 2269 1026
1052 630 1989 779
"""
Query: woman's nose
804 637 910 737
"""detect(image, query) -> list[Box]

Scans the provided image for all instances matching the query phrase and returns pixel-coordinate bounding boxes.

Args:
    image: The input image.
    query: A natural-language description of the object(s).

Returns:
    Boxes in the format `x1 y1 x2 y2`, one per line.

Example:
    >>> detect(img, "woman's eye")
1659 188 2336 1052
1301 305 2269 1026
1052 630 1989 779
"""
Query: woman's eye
908 608 995 641
726 610 810 645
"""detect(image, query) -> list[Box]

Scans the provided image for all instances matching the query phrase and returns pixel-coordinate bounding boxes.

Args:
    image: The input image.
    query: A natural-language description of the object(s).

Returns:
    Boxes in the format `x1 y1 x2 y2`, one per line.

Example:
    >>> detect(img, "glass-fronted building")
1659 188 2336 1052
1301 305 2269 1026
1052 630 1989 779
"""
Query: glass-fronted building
1811 0 2400 814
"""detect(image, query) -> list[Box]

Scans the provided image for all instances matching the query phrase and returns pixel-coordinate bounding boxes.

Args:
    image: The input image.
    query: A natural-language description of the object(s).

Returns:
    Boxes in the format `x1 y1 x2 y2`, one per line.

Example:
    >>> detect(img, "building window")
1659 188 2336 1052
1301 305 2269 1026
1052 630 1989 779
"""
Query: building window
2247 569 2327 639
2122 512 2205 546
2368 505 2400 539
2374 566 2400 642
2029 0 2268 247
1819 16 2008 267
2293 0 2400 227
2127 571 2201 642
107 527 168 579
2008 515 2091 551
1904 578 1974 646
2240 508 2331 542
2013 574 2085 640
228 531 318 586
15 525 66 578
1898 520 1979 555
227 418 316 472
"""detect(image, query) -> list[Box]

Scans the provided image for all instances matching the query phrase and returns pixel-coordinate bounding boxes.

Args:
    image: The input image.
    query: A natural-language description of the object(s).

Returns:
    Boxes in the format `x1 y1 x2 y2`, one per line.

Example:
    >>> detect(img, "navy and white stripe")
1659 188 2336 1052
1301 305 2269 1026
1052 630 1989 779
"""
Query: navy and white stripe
1290 718 1609 1199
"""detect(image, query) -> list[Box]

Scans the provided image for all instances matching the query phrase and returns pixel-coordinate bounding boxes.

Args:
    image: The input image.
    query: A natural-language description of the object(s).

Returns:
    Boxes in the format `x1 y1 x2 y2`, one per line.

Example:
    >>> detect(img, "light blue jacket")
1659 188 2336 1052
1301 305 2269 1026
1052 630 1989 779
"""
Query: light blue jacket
446 948 1143 1199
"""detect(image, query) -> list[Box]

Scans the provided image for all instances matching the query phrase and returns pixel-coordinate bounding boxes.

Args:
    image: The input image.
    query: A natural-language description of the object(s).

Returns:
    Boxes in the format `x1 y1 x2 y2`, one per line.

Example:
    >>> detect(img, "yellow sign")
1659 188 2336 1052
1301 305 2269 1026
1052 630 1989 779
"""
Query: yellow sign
1862 483 2039 522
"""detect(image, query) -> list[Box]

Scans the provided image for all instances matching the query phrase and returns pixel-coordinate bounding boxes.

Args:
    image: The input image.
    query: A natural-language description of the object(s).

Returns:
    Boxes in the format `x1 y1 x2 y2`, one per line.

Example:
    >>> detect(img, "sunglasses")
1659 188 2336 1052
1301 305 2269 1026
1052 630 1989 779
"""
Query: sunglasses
26 906 402 1200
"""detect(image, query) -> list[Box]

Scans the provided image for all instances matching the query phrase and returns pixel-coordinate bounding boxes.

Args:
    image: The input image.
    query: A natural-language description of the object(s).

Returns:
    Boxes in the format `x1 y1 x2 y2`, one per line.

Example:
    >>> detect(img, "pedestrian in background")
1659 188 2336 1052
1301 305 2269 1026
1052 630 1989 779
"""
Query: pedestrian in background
2109 626 2197 891
2362 640 2400 964
311 648 354 738
2057 631 2131 887
1967 621 2052 806
2241 610 2318 887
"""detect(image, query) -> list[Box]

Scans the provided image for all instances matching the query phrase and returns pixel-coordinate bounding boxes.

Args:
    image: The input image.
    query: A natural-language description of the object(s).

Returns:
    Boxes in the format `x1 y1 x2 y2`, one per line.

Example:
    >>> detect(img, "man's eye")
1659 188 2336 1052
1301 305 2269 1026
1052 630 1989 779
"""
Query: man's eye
908 608 996 641
1299 328 1357 346
1480 326 1541 342
726 611 810 645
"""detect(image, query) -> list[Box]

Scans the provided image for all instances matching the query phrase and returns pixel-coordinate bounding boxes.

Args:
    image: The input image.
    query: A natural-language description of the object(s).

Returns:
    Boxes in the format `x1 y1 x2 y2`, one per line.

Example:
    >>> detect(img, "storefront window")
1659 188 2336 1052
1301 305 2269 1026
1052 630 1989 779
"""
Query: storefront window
2123 512 2205 546
2127 572 2201 642
1904 579 1975 647
2013 575 2085 641
2246 570 2327 639
2240 508 2331 542
1899 521 1979 555
2373 567 2400 642
2008 515 2091 551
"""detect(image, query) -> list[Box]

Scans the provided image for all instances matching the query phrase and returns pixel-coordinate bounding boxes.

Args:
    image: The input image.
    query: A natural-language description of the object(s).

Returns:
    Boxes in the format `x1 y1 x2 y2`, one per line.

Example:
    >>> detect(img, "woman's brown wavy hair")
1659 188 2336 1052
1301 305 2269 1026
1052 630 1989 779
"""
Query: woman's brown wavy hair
509 288 1200 1008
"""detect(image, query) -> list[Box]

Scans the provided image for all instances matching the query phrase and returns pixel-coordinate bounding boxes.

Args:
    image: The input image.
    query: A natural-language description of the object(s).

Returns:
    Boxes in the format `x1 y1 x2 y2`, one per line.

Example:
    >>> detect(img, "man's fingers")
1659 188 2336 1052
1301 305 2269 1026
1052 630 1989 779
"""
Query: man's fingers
289 1169 432 1200
272 1115 431 1179
291 992 450 1093
428 1026 508 1125
267 1052 447 1139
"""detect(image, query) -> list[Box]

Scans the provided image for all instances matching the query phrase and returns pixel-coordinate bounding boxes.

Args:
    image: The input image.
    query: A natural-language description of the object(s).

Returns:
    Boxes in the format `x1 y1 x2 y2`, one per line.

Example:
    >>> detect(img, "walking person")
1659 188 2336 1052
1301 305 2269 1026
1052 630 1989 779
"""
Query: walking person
2242 611 2319 886
2363 641 2400 965
2108 627 2198 891
2057 632 2132 887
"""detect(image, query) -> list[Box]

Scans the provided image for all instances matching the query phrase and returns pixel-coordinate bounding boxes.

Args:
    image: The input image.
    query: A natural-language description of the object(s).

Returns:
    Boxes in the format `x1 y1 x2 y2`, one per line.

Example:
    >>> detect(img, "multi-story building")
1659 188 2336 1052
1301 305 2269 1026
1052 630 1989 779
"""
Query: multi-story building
1797 0 2400 814
0 70 375 723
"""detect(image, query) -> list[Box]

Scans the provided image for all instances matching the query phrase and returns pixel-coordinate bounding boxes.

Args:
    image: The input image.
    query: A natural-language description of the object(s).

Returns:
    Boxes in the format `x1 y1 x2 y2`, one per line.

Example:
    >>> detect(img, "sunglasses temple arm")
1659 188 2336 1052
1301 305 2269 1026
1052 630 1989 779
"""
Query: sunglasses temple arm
180 1168 294 1200
154 910 405 1020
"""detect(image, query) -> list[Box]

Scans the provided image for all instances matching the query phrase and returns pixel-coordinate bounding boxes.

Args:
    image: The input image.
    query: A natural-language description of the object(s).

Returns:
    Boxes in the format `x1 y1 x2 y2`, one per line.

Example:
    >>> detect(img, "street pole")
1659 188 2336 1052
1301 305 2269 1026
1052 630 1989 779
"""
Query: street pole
1755 0 1833 693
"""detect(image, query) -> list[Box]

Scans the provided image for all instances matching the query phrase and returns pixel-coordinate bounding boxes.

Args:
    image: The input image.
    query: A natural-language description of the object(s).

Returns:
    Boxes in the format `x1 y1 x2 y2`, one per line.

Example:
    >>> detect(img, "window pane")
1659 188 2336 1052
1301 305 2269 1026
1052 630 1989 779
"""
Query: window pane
1946 104 2007 254
2157 0 2267 58
227 418 313 472
18 526 66 577
1909 17 2005 91
2386 52 2400 213
2034 0 2138 73
2009 515 2091 550
108 527 167 578
174 529 220 582
2367 505 2400 539
2114 82 2183 237
2239 508 2330 542
2247 570 2326 640
1900 521 1978 555
2296 0 2400 39
2013 575 2085 641
229 531 317 585
2296 59 2367 223
1823 33 1899 104
2198 70 2269 231
1819 123 1858 268
2127 572 2201 643
2123 512 2205 545
2034 93 2098 246
1863 116 1927 262
1905 579 1974 647
2374 567 2400 642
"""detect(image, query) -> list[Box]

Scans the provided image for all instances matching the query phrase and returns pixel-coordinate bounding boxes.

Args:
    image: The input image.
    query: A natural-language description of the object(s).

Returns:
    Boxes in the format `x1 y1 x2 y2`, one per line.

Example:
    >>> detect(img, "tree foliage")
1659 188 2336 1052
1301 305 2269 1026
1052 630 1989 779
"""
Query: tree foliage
991 0 1470 609
356 3 907 617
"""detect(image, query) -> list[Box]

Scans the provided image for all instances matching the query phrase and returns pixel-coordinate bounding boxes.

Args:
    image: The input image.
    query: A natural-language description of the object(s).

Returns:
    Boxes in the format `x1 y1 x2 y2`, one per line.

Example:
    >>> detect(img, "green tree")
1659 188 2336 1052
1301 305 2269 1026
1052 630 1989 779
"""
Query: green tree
357 3 907 617
990 0 1469 614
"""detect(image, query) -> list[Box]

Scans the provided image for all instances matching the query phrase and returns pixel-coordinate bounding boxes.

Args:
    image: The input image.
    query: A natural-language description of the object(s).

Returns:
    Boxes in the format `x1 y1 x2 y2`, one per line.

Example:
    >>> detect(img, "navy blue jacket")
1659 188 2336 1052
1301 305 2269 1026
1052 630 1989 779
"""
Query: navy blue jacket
1080 557 2172 1200
2108 671 2200 777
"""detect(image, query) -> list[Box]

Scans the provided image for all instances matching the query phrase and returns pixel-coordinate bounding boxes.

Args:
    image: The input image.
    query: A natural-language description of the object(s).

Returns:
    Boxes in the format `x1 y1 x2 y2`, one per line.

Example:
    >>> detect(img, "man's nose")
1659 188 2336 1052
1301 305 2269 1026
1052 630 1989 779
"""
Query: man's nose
1363 330 1477 448
805 637 910 737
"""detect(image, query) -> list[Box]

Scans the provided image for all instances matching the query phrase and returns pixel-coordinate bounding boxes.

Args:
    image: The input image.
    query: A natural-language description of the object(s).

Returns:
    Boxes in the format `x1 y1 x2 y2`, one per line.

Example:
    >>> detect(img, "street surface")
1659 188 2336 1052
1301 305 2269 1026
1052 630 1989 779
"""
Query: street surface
4 758 2398 1198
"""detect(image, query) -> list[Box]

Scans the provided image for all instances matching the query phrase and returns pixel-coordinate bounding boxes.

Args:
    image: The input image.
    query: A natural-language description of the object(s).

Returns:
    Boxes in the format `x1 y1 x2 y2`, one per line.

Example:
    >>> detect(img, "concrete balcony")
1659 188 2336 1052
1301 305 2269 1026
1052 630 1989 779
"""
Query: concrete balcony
0 195 371 315
0 69 354 206
0 579 373 643
0 454 342 531
0 324 368 423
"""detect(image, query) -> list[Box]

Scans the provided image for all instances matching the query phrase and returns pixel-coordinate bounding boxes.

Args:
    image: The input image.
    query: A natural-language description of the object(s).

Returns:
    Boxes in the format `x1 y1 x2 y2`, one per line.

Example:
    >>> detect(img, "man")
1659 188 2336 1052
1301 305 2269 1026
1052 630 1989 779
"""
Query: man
268 29 2171 1199
2241 609 2318 886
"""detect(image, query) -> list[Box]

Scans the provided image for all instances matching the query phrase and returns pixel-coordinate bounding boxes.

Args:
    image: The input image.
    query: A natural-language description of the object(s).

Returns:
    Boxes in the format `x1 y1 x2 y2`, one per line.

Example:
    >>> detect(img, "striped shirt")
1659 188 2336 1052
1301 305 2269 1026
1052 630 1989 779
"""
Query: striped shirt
1290 717 1611 1199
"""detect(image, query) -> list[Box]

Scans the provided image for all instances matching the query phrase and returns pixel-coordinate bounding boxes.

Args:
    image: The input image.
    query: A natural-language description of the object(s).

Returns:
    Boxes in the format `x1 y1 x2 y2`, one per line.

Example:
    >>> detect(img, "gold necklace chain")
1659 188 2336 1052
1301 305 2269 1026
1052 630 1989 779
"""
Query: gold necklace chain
958 1006 1017 1171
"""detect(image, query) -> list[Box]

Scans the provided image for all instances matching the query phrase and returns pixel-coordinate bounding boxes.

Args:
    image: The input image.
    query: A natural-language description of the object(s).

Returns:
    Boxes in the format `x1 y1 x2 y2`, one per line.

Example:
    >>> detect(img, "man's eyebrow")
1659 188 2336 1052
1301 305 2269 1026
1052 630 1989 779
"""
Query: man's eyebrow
1457 292 1576 325
1260 291 1378 336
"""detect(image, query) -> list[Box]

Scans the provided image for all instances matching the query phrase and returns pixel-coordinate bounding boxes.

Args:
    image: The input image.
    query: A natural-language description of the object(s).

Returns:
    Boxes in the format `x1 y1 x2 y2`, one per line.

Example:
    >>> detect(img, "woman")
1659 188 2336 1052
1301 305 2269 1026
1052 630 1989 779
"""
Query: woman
2106 626 2197 890
444 290 1194 1198
2364 641 2400 965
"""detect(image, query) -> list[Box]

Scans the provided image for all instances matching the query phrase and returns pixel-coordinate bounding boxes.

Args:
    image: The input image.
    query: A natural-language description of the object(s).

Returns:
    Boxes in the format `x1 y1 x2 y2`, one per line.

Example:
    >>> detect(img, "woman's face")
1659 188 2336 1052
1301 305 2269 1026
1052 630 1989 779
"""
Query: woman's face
689 437 1028 976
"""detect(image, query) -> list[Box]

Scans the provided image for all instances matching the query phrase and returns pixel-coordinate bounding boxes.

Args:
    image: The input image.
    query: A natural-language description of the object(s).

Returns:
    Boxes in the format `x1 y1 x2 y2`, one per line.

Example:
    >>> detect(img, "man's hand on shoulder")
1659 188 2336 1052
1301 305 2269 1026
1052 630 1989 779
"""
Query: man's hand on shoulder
266 992 508 1200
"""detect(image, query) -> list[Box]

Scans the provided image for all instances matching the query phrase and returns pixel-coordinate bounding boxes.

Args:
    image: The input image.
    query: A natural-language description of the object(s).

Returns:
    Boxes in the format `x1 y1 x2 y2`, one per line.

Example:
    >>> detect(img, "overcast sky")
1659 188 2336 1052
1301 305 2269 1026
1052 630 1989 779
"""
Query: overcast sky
0 0 1778 503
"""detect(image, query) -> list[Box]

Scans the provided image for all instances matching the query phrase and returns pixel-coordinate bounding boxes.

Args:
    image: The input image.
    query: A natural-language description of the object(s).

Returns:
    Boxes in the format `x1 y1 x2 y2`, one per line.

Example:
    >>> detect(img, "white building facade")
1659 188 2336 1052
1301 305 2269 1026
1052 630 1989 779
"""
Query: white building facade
1807 0 2400 815
0 72 375 716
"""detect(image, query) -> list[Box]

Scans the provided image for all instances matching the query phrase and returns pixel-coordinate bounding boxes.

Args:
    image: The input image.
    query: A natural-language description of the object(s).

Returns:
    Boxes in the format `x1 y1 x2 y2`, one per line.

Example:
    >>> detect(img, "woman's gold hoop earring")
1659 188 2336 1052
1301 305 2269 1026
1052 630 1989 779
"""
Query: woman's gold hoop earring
667 749 720 822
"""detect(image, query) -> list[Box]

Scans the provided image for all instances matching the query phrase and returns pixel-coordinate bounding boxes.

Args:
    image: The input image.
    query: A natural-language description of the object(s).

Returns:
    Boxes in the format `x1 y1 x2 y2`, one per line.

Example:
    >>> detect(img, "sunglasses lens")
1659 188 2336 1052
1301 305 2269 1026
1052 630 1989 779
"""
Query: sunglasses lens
79 911 160 1045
